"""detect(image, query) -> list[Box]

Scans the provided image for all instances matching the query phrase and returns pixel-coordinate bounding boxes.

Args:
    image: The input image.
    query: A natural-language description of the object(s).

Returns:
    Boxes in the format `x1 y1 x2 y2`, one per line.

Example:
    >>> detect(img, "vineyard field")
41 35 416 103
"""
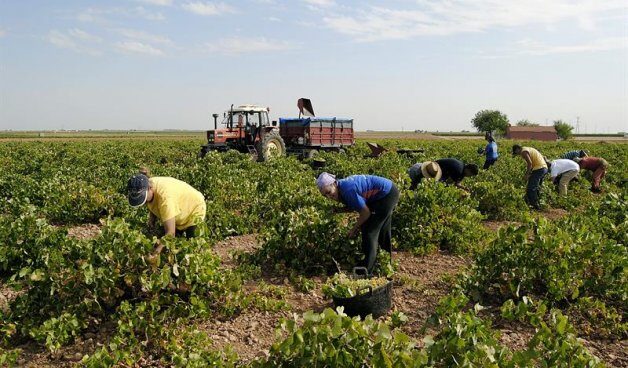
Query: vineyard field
0 138 626 367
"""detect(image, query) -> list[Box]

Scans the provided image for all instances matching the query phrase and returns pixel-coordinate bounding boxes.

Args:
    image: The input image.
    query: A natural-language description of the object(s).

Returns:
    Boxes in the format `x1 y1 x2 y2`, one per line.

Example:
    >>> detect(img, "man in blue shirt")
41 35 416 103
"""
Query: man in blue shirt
316 173 399 275
478 132 498 169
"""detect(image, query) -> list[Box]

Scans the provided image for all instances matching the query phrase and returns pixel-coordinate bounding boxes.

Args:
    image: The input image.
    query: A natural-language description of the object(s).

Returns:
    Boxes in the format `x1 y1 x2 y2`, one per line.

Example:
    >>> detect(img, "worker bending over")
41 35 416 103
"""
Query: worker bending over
549 159 580 195
127 170 206 254
407 158 479 190
317 172 399 275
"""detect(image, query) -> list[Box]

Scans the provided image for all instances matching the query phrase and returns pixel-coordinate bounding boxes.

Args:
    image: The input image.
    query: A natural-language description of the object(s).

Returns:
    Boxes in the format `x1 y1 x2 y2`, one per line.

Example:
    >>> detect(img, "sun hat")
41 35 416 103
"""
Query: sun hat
409 162 443 181
127 174 150 207
316 172 336 192
421 161 442 180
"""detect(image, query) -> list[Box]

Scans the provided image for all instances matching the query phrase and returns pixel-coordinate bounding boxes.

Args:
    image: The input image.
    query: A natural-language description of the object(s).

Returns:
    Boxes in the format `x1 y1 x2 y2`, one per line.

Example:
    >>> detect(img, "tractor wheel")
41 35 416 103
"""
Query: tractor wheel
256 131 286 162
198 147 208 158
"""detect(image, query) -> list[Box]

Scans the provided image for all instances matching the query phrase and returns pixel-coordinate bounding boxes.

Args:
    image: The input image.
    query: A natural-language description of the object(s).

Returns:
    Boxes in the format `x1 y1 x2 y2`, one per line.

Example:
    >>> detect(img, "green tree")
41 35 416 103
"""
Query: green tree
553 120 574 140
471 110 509 135
516 119 539 127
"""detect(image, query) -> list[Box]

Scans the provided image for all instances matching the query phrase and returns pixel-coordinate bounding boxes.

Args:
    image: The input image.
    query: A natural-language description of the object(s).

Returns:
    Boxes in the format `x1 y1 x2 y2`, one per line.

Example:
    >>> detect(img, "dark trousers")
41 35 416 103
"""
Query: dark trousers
525 168 547 209
483 158 497 170
175 226 197 239
360 184 400 274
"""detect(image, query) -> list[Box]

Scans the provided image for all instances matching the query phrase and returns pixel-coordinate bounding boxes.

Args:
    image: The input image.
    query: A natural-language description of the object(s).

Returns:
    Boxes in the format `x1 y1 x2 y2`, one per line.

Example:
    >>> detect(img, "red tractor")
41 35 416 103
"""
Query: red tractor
199 104 285 161
199 99 354 161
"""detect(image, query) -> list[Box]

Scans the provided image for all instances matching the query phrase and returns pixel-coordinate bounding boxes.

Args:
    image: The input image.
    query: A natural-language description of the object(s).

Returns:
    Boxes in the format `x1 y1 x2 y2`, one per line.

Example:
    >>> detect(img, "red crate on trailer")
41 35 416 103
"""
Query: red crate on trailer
279 118 354 148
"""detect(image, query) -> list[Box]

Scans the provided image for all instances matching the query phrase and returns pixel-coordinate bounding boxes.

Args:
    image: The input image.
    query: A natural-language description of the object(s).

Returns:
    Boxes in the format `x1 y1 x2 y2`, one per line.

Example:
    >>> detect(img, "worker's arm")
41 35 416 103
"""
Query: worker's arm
348 206 371 238
522 152 533 178
163 217 176 237
148 212 157 228
150 217 176 259
409 178 419 190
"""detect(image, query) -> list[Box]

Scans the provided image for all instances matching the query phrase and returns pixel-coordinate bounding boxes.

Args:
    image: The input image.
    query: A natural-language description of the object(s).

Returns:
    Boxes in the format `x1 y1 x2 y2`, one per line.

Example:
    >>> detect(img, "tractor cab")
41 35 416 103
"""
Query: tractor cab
200 104 285 161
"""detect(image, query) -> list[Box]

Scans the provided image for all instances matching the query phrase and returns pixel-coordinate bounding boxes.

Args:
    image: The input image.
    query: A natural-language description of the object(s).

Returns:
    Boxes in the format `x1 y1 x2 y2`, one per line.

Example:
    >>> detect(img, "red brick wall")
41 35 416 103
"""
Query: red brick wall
505 131 558 141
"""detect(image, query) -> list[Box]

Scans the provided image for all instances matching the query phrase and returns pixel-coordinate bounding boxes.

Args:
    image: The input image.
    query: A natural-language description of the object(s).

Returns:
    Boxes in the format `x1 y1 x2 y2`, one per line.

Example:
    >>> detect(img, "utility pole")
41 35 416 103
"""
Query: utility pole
576 116 580 134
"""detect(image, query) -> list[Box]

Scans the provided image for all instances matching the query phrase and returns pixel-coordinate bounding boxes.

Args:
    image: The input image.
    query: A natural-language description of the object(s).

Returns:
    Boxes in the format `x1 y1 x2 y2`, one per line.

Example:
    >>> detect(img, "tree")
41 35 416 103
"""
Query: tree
516 119 539 127
553 120 574 140
471 110 509 135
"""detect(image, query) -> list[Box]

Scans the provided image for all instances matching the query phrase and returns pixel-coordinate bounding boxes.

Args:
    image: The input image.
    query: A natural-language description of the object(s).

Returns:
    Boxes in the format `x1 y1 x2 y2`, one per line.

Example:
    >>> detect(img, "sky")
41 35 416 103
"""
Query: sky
0 0 627 133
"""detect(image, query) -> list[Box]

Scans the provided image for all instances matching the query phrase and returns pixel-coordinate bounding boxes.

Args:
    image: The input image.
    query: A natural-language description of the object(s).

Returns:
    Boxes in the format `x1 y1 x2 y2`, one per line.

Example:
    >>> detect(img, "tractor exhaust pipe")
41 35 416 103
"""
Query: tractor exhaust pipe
212 113 219 130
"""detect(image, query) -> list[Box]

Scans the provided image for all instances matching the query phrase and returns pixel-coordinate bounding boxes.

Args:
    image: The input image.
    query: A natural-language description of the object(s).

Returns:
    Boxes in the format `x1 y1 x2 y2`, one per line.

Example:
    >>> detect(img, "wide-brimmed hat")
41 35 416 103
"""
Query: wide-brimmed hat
414 161 442 181
127 174 149 207
408 162 442 182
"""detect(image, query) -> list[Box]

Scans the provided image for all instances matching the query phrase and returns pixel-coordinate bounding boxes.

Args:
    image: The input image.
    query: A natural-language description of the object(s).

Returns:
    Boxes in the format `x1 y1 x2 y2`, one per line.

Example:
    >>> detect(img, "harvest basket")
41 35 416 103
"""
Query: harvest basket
332 267 393 319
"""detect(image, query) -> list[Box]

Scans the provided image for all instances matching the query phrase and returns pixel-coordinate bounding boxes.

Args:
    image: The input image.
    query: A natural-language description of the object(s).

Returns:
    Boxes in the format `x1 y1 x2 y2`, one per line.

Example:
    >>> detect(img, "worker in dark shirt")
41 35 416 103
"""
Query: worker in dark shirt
407 158 479 190
561 150 588 160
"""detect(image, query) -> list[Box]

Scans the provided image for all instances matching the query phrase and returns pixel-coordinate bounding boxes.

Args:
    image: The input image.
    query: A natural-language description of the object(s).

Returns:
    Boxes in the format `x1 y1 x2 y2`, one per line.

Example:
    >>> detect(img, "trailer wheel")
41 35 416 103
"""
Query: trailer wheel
256 131 285 162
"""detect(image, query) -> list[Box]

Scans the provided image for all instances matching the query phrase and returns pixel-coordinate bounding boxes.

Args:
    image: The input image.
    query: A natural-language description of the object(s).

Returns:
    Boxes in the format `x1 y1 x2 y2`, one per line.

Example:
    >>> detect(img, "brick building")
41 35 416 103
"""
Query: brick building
505 126 558 141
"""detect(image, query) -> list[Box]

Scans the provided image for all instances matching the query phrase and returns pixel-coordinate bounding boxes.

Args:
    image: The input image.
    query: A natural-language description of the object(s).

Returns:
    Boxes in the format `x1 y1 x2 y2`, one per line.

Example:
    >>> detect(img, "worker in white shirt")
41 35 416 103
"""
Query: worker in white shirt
549 159 580 196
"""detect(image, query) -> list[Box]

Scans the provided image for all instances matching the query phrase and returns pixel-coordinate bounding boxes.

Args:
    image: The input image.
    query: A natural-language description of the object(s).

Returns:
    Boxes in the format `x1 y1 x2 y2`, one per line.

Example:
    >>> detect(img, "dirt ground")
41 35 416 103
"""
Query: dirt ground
201 234 470 363
7 224 628 366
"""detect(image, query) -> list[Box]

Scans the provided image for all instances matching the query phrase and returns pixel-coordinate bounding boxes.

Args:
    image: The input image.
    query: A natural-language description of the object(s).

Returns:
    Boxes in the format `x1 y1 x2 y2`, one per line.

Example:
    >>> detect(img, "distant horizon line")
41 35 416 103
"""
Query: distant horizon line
1 129 625 136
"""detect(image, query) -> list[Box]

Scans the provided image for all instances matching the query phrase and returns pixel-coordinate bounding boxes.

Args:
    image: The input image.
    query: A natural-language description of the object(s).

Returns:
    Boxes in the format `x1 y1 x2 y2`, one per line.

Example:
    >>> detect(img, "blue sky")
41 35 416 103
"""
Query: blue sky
0 0 626 132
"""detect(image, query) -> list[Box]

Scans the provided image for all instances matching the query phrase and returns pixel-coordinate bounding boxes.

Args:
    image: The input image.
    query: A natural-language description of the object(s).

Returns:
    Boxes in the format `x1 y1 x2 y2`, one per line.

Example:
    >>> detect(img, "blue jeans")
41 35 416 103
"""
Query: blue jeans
526 168 547 209
483 158 497 170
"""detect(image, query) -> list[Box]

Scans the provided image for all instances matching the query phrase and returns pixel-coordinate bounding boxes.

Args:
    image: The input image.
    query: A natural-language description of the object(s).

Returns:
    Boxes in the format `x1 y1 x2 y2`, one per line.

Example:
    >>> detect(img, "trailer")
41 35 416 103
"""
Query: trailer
279 117 354 158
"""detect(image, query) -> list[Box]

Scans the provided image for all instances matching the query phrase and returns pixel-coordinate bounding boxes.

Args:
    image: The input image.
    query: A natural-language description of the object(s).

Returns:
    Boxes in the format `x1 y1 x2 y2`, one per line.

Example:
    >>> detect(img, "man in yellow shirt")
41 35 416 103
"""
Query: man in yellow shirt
127 173 206 245
512 144 548 210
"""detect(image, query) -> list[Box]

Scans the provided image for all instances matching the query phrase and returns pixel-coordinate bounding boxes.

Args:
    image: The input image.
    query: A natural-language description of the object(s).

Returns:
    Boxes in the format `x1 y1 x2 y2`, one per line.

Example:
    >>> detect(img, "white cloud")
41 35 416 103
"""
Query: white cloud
0 29 6 38
77 6 165 23
182 2 235 16
136 0 173 6
268 16 281 22
77 8 101 23
48 30 77 49
115 40 164 55
68 28 102 42
114 28 173 45
517 37 627 55
47 29 102 56
206 37 294 54
303 0 336 8
134 6 166 20
322 0 627 41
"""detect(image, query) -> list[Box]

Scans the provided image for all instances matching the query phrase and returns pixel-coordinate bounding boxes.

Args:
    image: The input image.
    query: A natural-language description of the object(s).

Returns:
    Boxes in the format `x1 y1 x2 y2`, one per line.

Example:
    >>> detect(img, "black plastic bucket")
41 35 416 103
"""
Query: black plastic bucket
332 279 393 319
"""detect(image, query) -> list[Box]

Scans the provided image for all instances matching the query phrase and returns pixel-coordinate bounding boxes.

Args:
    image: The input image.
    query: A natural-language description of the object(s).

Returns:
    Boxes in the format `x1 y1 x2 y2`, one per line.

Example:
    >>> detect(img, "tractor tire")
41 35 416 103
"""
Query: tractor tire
256 131 286 162
198 147 208 158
